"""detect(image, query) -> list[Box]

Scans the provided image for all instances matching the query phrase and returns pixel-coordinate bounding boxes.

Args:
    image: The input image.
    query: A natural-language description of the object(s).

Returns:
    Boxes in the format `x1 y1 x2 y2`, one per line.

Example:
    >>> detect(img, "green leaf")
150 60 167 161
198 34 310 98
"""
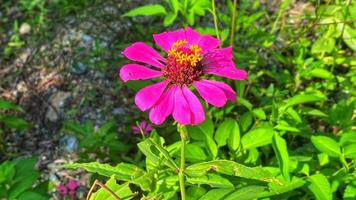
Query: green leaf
340 131 356 146
185 160 278 183
344 143 356 159
0 161 16 184
308 174 332 200
342 25 356 51
0 115 30 130
286 108 302 123
272 133 290 182
309 68 334 79
186 119 217 158
241 123 274 150
123 4 166 17
225 186 266 200
186 186 207 200
282 94 326 109
311 136 341 157
17 191 47 200
64 162 150 190
185 143 208 162
187 174 233 188
260 177 306 198
228 122 240 151
0 99 24 112
215 119 234 147
167 0 180 13
311 37 335 54
8 158 40 199
252 108 266 120
90 176 134 200
343 181 356 200
199 188 234 200
163 12 177 26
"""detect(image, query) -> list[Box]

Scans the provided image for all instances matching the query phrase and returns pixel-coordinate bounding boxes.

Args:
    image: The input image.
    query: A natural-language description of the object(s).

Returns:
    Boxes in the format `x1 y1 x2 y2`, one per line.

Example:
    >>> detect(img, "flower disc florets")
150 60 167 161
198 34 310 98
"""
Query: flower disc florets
162 40 204 85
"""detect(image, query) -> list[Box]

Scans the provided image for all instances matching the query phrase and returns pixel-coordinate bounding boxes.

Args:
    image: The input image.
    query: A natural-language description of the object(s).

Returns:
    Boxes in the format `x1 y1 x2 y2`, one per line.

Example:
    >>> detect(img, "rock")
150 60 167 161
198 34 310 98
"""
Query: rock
71 61 87 75
46 91 71 122
59 135 78 153
19 23 31 35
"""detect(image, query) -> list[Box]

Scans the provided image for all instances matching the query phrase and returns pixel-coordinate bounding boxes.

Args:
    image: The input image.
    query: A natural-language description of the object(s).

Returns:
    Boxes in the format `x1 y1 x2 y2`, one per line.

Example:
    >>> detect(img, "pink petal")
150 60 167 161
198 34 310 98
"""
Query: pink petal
132 126 140 134
203 47 247 80
172 87 191 125
122 42 165 68
182 86 205 125
201 80 236 102
198 35 220 53
153 29 186 52
135 81 168 111
193 80 227 107
149 86 175 125
207 67 247 80
185 27 201 44
119 64 162 82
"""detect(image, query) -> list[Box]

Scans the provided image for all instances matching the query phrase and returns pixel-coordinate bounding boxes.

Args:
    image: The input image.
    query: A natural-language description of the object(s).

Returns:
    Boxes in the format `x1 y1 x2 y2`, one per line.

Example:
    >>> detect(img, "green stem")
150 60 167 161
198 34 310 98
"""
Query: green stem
230 0 238 47
211 0 220 41
178 124 188 200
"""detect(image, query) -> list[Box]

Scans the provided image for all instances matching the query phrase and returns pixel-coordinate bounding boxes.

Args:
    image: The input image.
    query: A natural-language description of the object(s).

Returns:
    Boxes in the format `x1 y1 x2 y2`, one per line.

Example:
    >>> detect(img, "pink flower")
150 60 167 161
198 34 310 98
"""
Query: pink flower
57 184 68 196
67 179 79 191
119 27 247 125
132 120 152 134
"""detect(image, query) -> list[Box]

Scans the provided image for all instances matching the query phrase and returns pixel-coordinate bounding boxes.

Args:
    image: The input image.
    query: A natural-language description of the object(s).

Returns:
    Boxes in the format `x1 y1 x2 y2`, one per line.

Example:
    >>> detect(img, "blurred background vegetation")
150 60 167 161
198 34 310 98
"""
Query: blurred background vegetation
0 0 355 199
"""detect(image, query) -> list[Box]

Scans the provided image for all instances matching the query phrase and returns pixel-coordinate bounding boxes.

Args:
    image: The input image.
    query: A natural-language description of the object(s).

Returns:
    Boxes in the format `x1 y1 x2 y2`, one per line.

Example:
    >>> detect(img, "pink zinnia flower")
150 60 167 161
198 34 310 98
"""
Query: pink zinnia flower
57 184 68 196
67 179 79 191
119 27 247 125
132 120 152 134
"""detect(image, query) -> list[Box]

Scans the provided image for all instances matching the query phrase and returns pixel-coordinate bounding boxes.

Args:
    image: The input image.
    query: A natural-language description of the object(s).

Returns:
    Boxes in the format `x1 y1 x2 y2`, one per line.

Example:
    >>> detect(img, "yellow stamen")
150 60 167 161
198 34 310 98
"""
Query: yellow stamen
168 40 202 67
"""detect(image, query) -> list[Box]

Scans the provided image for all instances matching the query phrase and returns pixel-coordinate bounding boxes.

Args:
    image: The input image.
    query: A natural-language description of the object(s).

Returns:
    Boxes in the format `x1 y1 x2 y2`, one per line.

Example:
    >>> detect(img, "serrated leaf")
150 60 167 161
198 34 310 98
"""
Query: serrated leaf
123 4 166 17
272 133 290 182
308 174 332 200
311 136 341 157
241 123 274 150
185 160 278 183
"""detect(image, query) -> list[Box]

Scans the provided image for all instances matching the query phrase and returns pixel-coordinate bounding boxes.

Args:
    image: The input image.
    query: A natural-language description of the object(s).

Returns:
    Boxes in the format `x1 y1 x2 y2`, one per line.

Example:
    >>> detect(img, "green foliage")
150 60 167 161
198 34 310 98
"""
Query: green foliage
0 158 49 200
62 120 130 161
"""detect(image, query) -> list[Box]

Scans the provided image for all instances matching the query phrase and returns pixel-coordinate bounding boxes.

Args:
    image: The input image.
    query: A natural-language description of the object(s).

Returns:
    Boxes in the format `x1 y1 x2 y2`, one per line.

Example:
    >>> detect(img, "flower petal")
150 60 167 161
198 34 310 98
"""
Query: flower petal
122 42 165 68
153 29 186 52
198 35 220 53
119 64 162 82
185 26 200 44
193 80 227 107
182 86 205 125
135 81 168 111
149 86 175 125
200 80 236 102
172 86 191 125
207 67 247 80
203 47 247 80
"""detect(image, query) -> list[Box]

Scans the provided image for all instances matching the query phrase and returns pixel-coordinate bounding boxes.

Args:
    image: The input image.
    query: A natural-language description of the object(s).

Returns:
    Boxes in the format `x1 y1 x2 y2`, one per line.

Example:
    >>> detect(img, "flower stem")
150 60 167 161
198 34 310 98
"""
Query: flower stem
177 124 188 200
211 0 220 41
230 0 238 47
